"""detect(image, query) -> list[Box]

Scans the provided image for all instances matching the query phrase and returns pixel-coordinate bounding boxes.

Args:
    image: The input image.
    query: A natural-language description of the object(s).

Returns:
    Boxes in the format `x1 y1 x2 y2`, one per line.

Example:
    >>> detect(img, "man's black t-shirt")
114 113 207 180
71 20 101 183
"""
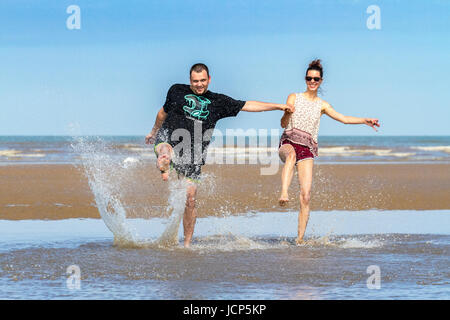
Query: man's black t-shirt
155 84 246 165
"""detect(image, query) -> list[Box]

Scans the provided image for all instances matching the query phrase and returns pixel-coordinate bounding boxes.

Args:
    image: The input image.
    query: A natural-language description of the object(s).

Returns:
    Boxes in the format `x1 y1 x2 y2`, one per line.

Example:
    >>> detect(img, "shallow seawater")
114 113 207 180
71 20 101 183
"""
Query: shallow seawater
0 210 449 299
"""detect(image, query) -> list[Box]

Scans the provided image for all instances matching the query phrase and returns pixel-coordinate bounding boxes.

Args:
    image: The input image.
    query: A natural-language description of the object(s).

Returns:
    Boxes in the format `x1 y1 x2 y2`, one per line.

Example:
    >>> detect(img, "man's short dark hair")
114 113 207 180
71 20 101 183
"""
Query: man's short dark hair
190 63 209 77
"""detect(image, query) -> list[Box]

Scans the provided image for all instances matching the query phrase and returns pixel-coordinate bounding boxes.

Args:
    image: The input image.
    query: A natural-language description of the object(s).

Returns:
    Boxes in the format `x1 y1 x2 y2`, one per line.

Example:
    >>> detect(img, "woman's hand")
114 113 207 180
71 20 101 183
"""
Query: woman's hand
364 118 380 131
281 104 295 113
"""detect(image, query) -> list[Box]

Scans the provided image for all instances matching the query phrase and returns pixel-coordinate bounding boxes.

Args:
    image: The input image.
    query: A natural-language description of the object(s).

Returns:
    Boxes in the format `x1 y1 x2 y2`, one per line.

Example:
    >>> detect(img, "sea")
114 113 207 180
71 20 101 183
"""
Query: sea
0 135 449 300
0 135 449 165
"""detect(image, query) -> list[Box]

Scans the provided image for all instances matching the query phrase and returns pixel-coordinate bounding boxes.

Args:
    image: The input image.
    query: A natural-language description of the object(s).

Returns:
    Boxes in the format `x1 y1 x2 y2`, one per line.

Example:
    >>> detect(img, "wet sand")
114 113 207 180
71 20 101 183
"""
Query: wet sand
0 163 449 220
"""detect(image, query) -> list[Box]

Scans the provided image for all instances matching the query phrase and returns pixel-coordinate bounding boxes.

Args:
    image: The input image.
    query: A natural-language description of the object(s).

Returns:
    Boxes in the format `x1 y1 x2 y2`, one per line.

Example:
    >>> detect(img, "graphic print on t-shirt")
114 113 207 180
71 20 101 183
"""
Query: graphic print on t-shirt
182 94 211 121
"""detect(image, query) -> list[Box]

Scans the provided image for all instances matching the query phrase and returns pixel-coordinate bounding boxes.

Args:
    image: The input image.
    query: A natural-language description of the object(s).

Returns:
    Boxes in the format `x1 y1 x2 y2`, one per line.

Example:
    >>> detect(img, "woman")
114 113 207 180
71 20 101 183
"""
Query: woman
278 59 380 244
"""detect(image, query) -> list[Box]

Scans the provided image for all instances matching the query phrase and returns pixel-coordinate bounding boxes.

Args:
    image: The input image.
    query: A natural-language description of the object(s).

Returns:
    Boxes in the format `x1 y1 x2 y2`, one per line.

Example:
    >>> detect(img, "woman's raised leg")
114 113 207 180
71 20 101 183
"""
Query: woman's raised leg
278 144 297 206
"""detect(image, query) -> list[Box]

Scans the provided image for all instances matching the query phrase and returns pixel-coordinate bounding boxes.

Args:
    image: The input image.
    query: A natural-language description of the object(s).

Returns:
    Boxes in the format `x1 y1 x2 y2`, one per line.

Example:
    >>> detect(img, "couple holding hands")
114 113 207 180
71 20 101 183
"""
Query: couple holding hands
145 60 380 247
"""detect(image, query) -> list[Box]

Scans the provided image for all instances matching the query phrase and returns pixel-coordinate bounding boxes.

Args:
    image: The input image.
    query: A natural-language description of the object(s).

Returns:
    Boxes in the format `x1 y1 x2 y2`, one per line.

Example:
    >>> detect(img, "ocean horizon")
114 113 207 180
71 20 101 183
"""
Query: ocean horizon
1 135 449 165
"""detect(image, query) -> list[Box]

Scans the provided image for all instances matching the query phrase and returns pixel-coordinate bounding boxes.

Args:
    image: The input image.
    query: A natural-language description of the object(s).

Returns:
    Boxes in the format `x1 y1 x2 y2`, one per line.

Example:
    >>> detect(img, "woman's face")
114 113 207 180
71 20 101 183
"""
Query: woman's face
305 70 322 92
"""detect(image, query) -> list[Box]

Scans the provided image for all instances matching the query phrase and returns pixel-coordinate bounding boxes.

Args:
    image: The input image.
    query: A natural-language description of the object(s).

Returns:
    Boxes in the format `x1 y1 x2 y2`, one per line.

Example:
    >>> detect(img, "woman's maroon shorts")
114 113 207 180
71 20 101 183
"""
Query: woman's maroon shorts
280 140 315 163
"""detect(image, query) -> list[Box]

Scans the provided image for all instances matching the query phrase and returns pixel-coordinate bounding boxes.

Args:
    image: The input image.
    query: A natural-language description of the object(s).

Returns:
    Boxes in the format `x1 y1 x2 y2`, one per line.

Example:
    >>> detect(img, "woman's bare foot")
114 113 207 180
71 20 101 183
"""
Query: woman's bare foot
279 193 289 206
295 238 304 245
184 237 192 248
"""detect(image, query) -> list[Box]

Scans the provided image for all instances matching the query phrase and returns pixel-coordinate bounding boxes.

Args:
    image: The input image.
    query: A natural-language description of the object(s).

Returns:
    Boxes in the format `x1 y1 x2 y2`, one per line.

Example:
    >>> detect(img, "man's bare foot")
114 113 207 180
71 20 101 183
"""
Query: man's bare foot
160 171 169 181
279 193 289 206
157 154 171 181
295 238 304 246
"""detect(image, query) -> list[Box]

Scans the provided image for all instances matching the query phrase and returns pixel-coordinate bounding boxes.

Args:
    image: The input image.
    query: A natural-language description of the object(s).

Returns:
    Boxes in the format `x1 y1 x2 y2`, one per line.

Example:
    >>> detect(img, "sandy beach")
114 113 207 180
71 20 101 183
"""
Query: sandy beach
0 163 449 220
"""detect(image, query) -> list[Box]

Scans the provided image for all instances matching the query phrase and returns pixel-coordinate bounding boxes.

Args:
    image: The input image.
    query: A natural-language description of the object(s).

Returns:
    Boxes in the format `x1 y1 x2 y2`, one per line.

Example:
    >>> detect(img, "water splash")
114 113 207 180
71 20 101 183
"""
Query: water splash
71 136 138 245
192 234 290 252
70 136 193 248
156 180 189 246
337 237 383 249
297 235 383 249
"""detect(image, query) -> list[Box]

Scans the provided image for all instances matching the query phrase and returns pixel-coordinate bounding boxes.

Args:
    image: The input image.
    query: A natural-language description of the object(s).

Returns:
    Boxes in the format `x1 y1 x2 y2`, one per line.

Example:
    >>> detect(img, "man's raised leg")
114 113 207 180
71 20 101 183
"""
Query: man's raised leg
155 143 173 181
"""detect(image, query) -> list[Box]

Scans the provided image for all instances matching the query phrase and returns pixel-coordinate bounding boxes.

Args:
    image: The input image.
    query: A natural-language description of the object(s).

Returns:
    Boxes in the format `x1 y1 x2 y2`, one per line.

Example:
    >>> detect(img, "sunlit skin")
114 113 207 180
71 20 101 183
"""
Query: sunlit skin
278 68 380 245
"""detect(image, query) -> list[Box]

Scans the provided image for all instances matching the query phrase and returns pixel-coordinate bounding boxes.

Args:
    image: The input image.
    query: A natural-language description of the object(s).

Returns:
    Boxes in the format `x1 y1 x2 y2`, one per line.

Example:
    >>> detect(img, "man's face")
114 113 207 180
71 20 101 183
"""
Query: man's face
190 70 211 95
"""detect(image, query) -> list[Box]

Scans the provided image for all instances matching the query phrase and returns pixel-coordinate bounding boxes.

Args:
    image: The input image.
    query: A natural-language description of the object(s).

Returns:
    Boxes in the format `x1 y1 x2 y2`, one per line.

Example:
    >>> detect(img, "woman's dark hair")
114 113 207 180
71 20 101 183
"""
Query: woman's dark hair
306 59 323 78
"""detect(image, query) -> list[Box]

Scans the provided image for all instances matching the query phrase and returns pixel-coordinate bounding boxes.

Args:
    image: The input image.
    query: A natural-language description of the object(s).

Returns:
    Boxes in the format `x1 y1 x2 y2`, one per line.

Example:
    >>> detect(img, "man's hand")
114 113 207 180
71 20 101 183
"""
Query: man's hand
364 118 380 131
146 108 168 144
145 129 158 145
281 104 295 113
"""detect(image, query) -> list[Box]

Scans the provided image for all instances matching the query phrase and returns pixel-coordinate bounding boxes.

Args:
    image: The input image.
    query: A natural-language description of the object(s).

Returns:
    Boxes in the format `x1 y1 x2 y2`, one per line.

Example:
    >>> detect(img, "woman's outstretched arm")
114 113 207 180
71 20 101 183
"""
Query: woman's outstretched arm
322 101 380 131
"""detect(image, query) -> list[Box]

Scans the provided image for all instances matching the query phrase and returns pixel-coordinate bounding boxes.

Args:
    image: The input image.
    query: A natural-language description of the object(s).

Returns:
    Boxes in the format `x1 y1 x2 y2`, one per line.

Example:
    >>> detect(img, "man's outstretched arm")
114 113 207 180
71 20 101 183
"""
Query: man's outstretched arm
241 101 294 113
145 107 167 144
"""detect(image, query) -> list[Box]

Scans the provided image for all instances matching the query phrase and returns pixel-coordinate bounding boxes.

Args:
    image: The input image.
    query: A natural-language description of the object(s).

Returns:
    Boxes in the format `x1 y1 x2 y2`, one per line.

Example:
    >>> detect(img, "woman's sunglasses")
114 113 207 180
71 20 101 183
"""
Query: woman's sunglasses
305 76 321 82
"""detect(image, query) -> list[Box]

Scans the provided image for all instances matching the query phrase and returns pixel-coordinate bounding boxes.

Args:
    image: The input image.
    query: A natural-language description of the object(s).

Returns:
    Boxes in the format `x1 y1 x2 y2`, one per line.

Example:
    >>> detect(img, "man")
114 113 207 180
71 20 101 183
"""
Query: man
145 63 294 247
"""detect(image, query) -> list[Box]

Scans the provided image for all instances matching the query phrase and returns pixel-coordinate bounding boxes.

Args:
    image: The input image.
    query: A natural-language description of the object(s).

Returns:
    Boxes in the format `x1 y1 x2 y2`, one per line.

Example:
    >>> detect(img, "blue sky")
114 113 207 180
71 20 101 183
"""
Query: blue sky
0 0 449 136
